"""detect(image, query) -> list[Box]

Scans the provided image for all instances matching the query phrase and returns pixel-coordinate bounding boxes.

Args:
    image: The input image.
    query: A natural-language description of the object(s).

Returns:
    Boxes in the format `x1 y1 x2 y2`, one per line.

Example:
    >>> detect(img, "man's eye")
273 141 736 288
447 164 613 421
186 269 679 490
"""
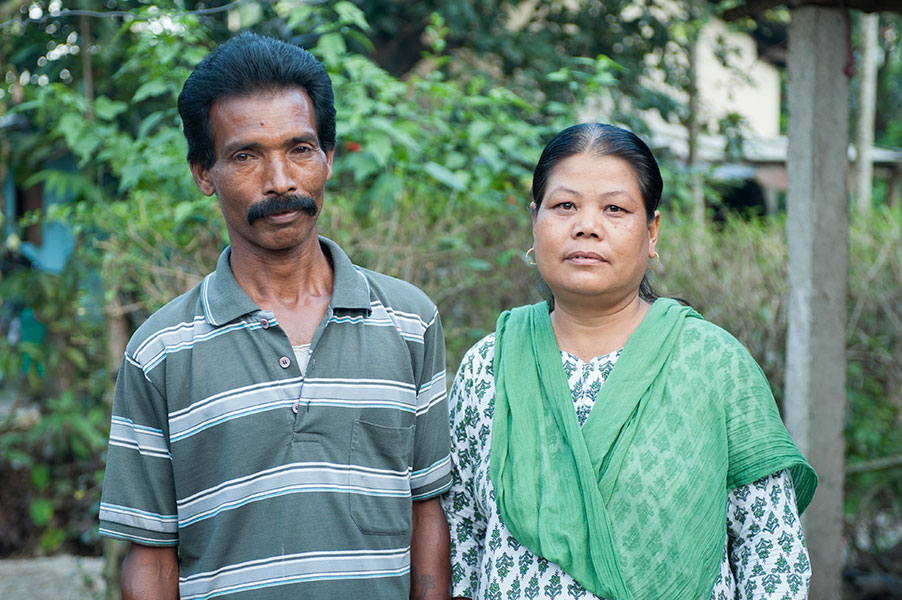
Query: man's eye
293 146 311 154
235 152 250 161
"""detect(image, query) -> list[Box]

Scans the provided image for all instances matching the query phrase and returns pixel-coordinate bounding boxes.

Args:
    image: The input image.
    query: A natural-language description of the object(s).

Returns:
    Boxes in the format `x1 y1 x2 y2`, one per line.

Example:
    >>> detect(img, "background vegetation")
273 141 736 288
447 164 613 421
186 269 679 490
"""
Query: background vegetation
0 0 900 593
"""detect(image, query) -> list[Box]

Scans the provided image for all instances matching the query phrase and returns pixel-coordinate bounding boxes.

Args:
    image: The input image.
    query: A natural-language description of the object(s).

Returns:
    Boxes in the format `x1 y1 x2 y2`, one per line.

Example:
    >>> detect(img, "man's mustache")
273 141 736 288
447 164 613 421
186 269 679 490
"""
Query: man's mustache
246 194 318 225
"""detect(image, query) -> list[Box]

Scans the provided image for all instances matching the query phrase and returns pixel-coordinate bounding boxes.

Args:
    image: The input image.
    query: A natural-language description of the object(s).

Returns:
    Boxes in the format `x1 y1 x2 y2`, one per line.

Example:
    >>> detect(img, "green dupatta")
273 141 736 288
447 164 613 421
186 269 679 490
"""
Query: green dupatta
490 299 816 600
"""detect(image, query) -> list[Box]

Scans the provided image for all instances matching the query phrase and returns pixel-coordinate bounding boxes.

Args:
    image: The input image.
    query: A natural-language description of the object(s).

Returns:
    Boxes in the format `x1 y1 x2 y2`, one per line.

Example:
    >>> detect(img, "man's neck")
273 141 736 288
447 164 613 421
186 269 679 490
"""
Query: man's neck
228 235 334 312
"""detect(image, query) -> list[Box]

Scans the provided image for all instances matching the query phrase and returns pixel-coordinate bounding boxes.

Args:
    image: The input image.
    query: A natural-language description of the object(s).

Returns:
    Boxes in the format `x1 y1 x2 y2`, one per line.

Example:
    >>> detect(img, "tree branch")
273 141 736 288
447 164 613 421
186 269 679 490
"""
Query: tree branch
0 0 328 30
846 454 902 475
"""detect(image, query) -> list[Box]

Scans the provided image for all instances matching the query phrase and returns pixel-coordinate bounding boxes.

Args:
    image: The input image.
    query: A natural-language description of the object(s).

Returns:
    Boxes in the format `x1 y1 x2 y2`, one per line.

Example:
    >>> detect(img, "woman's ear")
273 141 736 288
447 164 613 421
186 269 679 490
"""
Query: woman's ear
647 210 660 257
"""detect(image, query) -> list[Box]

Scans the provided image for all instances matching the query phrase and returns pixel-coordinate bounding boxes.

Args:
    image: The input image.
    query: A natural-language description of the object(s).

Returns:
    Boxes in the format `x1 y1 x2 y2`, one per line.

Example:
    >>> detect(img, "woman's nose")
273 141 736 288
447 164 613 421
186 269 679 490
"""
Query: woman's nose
573 207 603 238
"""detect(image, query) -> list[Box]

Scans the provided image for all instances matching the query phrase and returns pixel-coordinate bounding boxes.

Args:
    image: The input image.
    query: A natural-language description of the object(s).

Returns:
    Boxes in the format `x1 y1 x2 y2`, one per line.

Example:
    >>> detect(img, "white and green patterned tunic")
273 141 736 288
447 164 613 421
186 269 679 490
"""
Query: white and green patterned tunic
442 333 811 600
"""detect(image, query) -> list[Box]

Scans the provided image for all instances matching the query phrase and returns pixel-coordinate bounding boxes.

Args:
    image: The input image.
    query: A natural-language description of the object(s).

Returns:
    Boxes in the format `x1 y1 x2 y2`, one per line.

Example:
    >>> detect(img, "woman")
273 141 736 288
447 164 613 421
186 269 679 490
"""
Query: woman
442 123 817 600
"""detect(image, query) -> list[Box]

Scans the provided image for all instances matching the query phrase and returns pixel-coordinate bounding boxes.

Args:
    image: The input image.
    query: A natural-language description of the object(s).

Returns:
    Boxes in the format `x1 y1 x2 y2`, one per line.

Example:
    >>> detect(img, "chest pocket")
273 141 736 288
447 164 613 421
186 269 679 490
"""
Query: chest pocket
349 419 414 535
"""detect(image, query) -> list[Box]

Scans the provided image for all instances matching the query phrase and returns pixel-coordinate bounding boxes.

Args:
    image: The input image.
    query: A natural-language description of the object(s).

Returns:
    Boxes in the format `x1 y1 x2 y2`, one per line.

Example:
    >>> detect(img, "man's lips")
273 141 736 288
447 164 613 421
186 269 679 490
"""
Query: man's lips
263 209 300 223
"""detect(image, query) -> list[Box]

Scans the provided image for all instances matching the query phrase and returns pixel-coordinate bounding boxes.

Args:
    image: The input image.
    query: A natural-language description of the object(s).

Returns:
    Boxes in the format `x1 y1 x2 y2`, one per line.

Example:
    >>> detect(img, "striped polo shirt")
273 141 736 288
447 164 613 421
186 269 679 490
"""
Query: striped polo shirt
99 237 452 599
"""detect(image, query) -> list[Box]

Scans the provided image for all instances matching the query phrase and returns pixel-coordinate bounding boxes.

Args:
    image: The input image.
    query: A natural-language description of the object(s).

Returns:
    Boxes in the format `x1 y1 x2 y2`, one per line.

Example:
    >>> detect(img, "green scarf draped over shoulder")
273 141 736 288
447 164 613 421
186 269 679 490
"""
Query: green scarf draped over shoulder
490 298 817 600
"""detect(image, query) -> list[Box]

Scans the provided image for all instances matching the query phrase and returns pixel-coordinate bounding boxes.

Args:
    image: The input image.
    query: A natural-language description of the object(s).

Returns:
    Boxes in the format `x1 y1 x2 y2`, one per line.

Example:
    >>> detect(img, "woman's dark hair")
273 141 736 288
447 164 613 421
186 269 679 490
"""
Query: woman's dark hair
531 123 663 303
177 32 336 169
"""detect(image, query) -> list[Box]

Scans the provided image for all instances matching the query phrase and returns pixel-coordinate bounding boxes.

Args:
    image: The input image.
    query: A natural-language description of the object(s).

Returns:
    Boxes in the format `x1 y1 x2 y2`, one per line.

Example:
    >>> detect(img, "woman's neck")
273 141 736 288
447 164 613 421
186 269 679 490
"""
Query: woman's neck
549 294 651 362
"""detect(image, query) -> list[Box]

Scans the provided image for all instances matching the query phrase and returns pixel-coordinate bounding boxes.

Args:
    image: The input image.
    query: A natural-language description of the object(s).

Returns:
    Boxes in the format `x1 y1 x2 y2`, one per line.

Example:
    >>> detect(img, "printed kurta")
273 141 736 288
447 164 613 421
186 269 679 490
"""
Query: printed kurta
443 333 811 599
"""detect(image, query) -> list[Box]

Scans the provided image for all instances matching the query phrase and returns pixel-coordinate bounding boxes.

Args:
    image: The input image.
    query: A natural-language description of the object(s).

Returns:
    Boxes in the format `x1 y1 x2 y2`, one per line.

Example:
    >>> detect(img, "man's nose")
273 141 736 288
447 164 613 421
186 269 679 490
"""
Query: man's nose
263 156 297 196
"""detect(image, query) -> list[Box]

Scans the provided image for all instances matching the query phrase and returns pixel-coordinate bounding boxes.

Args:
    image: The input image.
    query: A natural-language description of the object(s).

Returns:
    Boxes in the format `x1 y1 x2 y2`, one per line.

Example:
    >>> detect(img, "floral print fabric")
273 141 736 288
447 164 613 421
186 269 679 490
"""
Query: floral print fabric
443 333 811 599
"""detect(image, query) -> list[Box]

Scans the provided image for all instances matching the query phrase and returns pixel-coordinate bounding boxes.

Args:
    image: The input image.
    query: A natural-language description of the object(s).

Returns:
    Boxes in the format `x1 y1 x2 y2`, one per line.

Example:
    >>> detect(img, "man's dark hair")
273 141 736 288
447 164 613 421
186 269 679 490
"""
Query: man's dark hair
178 32 336 168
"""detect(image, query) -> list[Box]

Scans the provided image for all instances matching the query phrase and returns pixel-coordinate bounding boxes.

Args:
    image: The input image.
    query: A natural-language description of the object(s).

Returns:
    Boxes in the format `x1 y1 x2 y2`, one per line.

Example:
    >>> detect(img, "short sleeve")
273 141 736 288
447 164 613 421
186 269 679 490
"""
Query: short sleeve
441 337 492 598
98 352 179 546
410 307 452 500
712 325 816 512
727 469 811 599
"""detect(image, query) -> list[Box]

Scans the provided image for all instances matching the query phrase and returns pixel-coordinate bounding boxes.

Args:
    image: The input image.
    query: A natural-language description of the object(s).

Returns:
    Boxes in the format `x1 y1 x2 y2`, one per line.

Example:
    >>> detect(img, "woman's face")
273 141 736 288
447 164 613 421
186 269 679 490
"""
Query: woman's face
531 153 659 307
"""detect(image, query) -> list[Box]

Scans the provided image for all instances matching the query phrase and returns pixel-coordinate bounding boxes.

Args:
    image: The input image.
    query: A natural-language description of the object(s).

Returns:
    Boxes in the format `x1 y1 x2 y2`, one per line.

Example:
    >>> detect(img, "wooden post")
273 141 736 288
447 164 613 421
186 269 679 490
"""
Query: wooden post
785 7 849 599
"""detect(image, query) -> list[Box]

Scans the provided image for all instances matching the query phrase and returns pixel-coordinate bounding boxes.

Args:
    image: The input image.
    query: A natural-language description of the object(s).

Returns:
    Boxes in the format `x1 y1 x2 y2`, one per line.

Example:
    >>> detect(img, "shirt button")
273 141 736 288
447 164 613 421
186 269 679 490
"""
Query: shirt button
259 319 269 329
279 356 290 368
291 402 299 414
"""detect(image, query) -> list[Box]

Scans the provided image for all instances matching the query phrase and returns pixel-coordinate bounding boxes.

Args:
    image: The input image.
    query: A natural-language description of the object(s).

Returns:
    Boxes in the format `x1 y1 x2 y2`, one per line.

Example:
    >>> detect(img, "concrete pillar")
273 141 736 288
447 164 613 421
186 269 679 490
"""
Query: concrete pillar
889 167 901 207
785 7 849 599
763 185 779 215
854 12 879 216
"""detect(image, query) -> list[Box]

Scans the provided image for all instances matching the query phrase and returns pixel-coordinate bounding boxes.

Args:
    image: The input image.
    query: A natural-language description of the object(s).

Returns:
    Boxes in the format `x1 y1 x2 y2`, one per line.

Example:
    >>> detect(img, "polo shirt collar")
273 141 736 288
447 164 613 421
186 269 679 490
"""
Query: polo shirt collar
201 236 372 327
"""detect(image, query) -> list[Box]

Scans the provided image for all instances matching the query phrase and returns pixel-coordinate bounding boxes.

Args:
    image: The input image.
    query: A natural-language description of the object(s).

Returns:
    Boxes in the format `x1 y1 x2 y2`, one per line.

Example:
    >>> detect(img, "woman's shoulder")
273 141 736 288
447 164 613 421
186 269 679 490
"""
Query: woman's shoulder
674 312 769 386
679 312 751 354
450 332 498 418
456 332 497 379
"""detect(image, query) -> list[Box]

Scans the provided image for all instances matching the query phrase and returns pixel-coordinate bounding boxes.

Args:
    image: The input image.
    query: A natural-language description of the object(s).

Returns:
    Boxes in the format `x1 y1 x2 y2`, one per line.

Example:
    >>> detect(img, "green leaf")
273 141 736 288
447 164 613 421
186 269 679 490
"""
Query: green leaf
424 162 465 192
29 499 53 527
316 33 346 63
119 161 146 192
360 135 393 167
94 96 128 121
467 120 494 142
137 112 166 140
63 346 88 370
174 201 196 224
132 79 170 103
464 258 492 271
282 2 313 29
30 465 51 491
366 172 403 213
335 1 371 31
341 152 381 181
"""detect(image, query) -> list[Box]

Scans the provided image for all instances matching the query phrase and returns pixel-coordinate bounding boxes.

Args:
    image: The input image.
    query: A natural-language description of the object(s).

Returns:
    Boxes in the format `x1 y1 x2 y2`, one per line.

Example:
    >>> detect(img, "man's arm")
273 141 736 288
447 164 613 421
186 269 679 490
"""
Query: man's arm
410 497 450 600
121 543 179 600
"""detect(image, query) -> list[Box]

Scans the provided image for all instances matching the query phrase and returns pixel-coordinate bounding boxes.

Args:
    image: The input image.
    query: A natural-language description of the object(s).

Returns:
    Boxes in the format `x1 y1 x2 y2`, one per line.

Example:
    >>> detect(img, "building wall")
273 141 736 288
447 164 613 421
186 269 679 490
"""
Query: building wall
696 18 781 137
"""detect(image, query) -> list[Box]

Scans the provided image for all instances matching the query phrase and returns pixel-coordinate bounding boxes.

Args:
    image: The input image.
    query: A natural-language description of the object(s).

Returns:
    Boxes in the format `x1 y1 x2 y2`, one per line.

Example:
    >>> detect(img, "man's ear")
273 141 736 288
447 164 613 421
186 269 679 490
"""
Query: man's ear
189 161 216 197
324 148 334 181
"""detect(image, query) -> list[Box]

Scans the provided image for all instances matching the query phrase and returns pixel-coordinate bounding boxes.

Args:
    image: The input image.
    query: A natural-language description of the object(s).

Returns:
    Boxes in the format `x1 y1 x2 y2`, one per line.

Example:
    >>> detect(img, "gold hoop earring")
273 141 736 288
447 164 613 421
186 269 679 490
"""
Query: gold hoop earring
525 247 537 266
647 251 660 270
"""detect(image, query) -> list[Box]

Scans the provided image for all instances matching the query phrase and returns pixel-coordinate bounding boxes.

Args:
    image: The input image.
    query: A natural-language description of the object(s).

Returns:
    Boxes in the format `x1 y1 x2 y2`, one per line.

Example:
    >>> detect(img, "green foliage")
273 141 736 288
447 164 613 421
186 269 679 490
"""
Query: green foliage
314 27 572 364
0 259 108 554
0 0 900 564
0 2 608 555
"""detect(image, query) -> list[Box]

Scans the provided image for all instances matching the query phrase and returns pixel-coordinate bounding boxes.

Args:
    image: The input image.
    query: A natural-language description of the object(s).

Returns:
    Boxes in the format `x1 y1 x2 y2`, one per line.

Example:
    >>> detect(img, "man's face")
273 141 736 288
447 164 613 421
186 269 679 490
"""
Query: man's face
190 86 334 255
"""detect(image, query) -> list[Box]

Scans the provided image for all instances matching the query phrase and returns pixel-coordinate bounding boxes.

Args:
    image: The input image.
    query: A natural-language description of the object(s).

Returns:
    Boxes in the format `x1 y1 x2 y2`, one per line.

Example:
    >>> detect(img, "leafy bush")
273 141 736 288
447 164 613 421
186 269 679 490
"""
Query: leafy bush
1 2 900 563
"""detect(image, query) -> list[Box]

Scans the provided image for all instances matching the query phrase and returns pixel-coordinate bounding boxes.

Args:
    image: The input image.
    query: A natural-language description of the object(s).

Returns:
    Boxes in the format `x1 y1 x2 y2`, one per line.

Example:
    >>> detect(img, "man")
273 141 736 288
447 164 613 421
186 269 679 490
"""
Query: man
99 33 452 599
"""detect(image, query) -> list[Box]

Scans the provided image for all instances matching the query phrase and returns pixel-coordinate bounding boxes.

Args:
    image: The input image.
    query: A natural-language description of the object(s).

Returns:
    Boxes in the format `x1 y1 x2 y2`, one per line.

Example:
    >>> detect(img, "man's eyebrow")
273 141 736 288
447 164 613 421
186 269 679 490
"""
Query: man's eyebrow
222 140 261 156
285 134 319 147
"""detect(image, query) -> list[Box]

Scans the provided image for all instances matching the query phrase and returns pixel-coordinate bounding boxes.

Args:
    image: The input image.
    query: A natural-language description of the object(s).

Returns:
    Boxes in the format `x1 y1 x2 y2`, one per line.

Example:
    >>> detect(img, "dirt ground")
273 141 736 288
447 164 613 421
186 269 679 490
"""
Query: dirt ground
0 555 105 600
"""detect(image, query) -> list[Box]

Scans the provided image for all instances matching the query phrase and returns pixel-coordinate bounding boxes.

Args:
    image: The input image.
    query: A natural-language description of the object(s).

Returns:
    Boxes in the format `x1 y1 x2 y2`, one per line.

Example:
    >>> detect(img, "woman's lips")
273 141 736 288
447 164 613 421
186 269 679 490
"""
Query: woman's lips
565 251 606 263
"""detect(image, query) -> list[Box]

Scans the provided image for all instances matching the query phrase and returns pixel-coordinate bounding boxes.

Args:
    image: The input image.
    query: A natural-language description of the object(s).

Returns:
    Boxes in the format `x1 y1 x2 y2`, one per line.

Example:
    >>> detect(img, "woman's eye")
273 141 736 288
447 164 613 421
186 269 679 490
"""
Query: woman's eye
606 204 624 213
556 202 575 210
